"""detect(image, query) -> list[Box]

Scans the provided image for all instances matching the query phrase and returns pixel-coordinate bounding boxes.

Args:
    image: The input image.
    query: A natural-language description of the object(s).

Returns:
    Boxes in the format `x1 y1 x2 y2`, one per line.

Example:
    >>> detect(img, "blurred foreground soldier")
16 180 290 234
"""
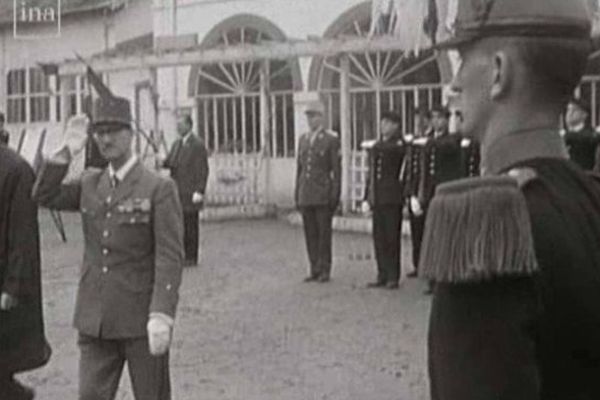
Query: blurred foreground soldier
295 100 341 283
562 97 600 171
0 112 9 146
163 114 209 267
361 111 406 289
420 0 600 399
33 90 184 399
0 146 51 399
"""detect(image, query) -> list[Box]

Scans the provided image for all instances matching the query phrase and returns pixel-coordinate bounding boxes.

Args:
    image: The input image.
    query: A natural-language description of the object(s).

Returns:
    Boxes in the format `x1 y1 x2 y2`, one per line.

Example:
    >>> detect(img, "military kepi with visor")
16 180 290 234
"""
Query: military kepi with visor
416 1 600 400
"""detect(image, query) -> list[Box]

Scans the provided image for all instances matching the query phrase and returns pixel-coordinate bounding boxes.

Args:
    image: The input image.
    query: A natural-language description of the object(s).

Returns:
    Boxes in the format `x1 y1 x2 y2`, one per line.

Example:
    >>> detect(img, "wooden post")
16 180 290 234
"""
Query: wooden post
259 60 271 205
340 55 352 214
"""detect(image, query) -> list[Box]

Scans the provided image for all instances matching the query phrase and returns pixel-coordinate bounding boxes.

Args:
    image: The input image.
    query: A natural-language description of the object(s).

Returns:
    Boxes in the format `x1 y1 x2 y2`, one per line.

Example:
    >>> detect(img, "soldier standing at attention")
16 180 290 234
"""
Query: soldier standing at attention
295 100 341 283
419 0 600 398
562 97 600 171
405 107 432 278
163 113 209 267
33 90 183 400
361 111 406 289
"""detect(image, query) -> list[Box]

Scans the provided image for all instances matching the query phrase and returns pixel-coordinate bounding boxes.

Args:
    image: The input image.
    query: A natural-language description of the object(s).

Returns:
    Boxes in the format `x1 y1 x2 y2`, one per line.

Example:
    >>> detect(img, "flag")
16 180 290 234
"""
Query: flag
423 0 439 45
391 0 431 54
74 52 114 100
37 62 58 76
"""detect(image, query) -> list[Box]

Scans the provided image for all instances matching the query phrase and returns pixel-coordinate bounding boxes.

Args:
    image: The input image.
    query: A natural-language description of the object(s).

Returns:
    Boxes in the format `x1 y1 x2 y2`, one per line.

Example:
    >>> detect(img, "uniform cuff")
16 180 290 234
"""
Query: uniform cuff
149 312 174 328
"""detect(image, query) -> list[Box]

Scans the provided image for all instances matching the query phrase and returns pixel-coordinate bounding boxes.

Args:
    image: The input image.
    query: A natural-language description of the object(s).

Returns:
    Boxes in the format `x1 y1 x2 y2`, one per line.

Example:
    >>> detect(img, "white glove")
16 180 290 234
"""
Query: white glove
361 201 371 214
147 316 172 356
192 192 204 204
0 292 18 311
410 196 423 216
64 114 89 158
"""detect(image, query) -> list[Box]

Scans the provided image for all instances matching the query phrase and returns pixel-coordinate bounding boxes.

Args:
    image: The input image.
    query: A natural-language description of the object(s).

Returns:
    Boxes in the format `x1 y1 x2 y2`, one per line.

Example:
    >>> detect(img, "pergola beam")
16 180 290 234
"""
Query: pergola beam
58 35 424 75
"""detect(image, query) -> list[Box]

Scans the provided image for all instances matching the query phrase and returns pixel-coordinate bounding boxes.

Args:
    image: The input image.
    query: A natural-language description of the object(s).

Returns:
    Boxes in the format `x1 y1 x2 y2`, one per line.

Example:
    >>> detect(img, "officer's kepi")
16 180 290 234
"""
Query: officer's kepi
91 96 132 134
436 0 592 50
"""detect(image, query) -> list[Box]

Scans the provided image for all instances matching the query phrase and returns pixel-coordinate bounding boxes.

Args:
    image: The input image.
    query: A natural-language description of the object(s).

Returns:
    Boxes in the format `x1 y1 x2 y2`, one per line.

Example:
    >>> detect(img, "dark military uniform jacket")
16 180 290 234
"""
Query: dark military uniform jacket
427 130 600 400
362 135 407 206
562 126 600 171
33 159 184 339
164 133 210 212
419 132 479 206
295 128 341 208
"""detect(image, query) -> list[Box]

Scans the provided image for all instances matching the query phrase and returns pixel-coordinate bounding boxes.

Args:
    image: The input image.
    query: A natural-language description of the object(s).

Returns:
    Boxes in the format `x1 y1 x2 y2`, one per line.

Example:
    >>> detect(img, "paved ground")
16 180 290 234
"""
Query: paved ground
21 210 432 400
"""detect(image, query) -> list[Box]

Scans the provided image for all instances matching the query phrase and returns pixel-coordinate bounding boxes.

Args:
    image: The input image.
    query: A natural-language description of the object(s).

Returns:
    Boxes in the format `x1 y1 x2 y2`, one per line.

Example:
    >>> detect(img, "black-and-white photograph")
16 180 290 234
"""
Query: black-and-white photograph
2 0 600 399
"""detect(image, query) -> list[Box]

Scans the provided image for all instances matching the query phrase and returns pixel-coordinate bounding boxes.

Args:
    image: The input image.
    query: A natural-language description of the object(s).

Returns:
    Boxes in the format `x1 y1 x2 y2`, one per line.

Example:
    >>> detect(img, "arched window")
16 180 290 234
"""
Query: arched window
190 15 301 158
309 2 443 148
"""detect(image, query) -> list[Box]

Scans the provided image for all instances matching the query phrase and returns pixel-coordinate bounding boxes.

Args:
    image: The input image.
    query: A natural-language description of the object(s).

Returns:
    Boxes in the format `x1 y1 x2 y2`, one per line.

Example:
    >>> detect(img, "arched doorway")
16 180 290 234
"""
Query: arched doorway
188 15 302 205
309 2 445 212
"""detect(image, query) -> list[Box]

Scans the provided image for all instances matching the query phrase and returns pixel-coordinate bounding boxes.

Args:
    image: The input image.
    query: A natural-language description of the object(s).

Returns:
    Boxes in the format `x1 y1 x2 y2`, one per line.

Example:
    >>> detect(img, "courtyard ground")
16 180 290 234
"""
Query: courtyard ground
21 210 432 400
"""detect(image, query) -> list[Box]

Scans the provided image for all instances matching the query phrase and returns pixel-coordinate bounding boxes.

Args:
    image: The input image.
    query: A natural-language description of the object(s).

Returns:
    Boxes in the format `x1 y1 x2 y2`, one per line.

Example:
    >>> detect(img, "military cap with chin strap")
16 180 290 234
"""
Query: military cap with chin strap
437 0 593 49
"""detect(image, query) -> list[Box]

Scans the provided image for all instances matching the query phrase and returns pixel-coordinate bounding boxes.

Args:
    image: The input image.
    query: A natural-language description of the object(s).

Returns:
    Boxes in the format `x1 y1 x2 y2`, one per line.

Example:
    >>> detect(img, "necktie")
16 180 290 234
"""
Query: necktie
111 175 119 188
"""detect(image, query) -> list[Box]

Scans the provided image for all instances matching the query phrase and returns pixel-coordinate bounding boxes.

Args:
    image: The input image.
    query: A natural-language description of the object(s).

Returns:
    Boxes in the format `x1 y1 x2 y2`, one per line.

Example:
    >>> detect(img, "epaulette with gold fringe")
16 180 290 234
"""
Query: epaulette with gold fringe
419 175 538 283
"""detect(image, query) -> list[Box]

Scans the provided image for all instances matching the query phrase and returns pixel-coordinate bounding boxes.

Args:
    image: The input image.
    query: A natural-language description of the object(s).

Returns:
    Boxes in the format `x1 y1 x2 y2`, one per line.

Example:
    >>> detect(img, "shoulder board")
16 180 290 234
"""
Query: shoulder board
507 167 538 188
460 138 471 148
413 137 429 146
361 140 377 149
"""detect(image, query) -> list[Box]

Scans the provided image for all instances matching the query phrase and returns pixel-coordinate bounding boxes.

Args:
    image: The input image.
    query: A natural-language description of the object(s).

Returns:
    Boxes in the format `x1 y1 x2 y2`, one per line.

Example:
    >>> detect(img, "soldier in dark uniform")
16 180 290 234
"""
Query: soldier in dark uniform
295 100 341 283
0 112 10 146
405 107 432 278
419 0 600 398
562 97 600 171
361 111 407 289
33 91 184 399
409 106 478 286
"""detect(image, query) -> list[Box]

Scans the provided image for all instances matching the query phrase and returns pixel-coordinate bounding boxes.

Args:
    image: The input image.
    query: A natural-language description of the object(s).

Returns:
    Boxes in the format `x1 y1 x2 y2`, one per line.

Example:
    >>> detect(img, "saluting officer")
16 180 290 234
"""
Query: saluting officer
562 97 600 171
33 91 183 400
295 100 341 283
361 111 407 289
418 0 600 398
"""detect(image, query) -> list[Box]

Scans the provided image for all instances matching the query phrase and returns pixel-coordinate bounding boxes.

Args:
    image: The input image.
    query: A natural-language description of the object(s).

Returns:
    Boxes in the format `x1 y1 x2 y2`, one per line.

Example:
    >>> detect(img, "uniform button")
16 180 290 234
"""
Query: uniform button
103 248 109 256
166 284 172 291
103 230 109 238
106 212 112 218
102 266 108 274
130 218 135 223
106 196 112 204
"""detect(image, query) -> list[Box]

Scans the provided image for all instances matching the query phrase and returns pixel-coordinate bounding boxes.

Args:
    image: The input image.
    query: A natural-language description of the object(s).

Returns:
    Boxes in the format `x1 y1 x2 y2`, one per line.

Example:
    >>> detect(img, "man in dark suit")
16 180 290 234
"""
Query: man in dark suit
562 97 600 171
361 111 406 289
163 114 209 267
420 0 600 398
295 100 341 283
0 112 10 146
0 145 51 400
33 93 183 400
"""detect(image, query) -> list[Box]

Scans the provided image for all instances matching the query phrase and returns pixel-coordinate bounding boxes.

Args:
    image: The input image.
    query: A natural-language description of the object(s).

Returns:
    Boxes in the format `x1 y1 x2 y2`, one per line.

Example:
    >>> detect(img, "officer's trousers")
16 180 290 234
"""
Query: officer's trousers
409 207 426 270
372 205 402 284
301 206 334 278
183 211 199 264
78 334 170 400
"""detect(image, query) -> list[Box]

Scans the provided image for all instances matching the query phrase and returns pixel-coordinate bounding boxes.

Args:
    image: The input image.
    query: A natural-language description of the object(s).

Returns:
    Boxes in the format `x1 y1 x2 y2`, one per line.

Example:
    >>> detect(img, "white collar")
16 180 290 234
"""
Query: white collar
108 155 138 183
